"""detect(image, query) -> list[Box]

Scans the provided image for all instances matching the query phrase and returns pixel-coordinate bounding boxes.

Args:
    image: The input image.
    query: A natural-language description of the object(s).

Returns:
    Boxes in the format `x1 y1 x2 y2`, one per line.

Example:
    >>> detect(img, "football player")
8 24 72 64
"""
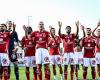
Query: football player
21 26 37 80
92 21 100 79
58 21 79 80
48 27 63 80
81 28 96 80
0 23 14 80
31 21 50 80
74 24 85 80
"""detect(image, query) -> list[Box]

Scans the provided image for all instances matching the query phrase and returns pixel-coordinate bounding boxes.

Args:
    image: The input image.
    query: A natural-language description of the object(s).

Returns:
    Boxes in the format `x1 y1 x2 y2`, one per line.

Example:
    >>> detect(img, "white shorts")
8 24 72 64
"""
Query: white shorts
96 53 100 64
24 56 36 67
50 55 61 65
74 52 83 64
36 48 50 64
63 52 75 65
83 58 96 67
0 53 9 66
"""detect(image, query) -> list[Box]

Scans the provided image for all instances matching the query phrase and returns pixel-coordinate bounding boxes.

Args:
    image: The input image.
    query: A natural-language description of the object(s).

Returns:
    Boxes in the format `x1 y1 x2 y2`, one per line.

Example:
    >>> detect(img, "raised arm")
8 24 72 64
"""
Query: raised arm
23 25 28 38
58 21 63 37
92 21 100 37
81 25 86 38
12 22 19 45
75 21 79 38
49 26 59 45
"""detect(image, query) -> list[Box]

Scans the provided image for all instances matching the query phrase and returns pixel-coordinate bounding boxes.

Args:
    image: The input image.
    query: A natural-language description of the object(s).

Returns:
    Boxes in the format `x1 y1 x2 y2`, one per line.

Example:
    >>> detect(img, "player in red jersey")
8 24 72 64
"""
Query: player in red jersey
81 28 96 80
74 25 85 80
21 26 37 80
48 27 63 80
58 21 79 80
0 24 12 80
31 21 50 80
0 24 8 80
92 21 100 79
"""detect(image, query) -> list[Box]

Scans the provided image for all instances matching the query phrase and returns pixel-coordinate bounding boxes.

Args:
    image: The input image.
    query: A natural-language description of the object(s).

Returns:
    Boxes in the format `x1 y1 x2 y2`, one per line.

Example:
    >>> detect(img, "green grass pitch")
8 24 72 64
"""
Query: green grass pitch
10 66 99 80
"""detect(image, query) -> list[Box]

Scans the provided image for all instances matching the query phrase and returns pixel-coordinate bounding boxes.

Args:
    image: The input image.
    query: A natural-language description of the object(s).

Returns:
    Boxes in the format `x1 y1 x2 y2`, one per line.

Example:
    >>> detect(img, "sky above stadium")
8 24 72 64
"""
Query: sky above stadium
0 0 100 39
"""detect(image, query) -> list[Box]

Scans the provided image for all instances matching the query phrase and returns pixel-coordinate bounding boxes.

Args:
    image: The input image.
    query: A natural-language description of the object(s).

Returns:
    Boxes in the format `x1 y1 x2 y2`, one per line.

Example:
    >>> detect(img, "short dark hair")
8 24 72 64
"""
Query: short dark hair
86 28 91 30
28 26 33 32
51 27 55 30
1 24 7 28
66 26 71 29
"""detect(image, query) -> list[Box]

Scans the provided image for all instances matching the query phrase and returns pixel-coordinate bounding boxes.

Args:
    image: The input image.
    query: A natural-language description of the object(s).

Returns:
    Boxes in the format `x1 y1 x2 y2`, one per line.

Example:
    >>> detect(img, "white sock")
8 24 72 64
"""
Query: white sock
54 75 56 79
60 74 64 80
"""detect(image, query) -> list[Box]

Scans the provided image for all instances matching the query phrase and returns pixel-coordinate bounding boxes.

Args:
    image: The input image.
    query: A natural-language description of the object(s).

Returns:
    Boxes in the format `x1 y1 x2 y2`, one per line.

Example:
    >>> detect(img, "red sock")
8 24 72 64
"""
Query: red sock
91 70 96 79
97 65 100 77
26 72 30 80
64 70 68 80
33 67 37 80
70 70 74 80
37 68 42 80
4 67 9 80
83 71 87 79
75 65 78 78
26 67 30 80
75 70 78 78
45 68 50 80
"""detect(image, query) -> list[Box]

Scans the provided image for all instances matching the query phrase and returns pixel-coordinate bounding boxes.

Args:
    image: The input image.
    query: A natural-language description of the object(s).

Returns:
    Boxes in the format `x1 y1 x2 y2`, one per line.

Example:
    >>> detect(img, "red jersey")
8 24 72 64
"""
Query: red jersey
48 36 61 55
31 30 50 49
21 36 35 56
60 34 75 53
0 32 10 53
95 36 100 52
82 36 96 58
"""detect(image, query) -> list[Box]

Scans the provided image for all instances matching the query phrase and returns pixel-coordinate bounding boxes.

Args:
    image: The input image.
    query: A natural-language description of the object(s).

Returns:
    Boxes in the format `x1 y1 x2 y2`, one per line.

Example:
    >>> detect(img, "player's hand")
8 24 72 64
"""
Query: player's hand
58 21 62 28
23 25 27 31
80 24 85 30
49 25 52 32
13 22 16 28
97 21 100 27
49 25 52 30
75 21 79 27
